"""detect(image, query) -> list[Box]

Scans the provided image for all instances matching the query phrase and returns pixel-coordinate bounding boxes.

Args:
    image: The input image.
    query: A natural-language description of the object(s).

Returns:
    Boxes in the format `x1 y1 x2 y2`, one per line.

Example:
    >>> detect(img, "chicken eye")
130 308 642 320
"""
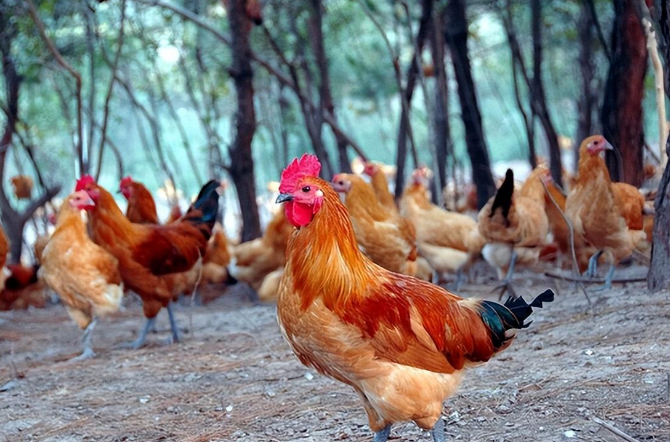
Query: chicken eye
302 186 311 193
594 140 599 145
338 181 344 185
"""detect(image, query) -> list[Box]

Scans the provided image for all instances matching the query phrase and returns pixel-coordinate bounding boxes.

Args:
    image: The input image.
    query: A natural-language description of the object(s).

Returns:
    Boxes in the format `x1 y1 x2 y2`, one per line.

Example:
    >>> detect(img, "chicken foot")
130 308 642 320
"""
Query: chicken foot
166 302 181 344
592 263 616 292
118 317 156 350
71 318 98 361
373 425 391 442
492 251 518 300
585 250 603 278
430 417 446 442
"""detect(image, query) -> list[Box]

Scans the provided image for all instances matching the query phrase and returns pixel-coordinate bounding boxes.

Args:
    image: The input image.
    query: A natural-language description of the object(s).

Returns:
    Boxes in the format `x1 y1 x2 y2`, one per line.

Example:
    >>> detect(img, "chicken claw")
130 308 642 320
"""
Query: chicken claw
117 317 156 350
70 318 99 361
492 251 517 299
430 417 446 442
373 425 391 442
592 263 615 292
492 278 517 300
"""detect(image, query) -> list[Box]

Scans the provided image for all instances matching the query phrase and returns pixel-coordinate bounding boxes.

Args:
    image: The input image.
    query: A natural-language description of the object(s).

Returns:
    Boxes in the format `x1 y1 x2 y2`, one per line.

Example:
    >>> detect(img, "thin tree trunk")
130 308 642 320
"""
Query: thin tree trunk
502 3 536 170
601 0 647 186
394 0 433 200
278 85 290 169
444 0 495 209
575 1 597 172
531 0 563 185
226 0 261 241
430 7 452 196
309 0 350 174
0 12 60 261
648 0 670 291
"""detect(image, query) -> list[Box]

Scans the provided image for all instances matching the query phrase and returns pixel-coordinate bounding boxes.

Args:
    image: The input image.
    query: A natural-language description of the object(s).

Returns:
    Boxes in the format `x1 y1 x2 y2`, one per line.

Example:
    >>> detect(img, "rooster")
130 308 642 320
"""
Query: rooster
565 135 647 289
478 166 550 297
275 154 554 442
77 175 219 348
119 176 159 224
40 191 124 359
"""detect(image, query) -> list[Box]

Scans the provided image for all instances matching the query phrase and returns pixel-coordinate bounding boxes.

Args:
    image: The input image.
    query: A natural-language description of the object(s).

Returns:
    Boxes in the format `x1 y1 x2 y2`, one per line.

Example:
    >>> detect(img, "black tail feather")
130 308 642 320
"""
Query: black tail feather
225 268 238 286
186 180 221 226
480 289 555 349
489 169 515 224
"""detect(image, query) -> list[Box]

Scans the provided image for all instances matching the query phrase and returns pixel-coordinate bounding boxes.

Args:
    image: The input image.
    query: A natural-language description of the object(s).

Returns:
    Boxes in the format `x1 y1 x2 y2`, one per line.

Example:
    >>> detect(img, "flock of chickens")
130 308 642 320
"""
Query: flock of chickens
0 134 656 440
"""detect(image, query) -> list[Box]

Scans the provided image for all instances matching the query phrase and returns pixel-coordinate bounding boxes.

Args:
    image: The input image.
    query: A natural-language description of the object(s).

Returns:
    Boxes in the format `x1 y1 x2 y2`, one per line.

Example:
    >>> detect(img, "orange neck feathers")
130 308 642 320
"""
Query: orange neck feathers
54 196 87 238
341 175 385 217
576 145 611 186
88 186 138 244
285 177 380 311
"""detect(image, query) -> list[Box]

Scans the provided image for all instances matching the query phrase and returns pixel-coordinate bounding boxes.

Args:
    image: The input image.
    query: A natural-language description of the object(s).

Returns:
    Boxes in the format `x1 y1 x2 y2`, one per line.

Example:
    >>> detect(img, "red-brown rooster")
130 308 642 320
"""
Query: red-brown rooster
77 175 220 348
275 154 554 442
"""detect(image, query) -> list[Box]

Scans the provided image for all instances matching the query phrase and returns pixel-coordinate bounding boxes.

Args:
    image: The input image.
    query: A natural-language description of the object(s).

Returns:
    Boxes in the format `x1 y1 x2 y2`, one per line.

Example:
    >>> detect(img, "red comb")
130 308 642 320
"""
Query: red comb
279 154 321 193
75 175 96 191
120 176 133 187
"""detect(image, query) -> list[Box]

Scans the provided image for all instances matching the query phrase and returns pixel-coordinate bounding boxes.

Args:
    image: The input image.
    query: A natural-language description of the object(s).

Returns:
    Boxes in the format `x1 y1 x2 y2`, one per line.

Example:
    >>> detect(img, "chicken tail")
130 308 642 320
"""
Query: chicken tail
479 289 554 349
489 169 514 224
224 268 238 286
184 180 221 229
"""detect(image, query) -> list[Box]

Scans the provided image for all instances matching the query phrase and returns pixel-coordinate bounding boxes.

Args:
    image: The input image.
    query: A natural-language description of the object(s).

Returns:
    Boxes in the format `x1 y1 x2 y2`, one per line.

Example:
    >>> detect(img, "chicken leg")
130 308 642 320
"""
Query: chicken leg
593 262 616 292
585 250 603 278
118 317 156 350
492 251 517 299
166 302 181 344
430 417 446 442
71 318 98 361
373 425 391 442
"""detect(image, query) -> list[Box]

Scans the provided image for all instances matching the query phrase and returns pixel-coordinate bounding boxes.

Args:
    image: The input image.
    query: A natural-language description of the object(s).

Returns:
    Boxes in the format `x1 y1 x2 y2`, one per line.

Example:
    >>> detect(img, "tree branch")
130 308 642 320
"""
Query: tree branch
20 185 61 224
26 0 84 176
96 0 126 180
131 0 368 161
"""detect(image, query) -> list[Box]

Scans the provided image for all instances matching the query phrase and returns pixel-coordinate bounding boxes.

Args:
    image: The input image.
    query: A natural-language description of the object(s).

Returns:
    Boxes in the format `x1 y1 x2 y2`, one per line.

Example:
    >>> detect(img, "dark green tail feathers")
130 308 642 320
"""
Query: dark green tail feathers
479 289 554 349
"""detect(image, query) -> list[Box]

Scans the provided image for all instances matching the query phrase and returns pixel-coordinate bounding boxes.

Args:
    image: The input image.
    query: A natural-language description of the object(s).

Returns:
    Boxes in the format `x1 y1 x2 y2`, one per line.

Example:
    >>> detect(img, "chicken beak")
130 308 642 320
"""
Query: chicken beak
603 140 614 151
276 193 294 204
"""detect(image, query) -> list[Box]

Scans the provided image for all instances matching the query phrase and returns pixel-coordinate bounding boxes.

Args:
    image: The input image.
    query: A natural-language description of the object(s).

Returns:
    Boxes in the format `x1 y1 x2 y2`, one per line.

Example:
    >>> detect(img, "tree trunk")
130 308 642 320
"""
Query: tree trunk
502 3 536 170
648 0 670 291
530 0 562 185
394 0 433 200
444 0 495 209
0 23 22 261
430 7 452 196
601 0 647 186
278 85 290 168
226 0 261 241
309 0 351 174
575 2 598 172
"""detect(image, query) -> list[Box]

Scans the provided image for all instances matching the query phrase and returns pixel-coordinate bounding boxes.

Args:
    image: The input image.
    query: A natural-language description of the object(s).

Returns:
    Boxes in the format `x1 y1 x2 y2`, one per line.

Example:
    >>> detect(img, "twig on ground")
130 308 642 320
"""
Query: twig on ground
593 417 640 442
545 271 646 284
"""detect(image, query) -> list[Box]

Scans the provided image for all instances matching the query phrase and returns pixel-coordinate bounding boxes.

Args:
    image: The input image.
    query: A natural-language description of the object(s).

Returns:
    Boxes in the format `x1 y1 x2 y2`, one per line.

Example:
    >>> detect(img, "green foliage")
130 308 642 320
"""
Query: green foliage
0 0 660 207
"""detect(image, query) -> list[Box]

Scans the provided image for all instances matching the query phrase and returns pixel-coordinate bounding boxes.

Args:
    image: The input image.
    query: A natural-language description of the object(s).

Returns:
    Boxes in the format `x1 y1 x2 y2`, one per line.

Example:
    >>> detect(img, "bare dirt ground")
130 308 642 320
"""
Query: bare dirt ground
1 270 669 442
